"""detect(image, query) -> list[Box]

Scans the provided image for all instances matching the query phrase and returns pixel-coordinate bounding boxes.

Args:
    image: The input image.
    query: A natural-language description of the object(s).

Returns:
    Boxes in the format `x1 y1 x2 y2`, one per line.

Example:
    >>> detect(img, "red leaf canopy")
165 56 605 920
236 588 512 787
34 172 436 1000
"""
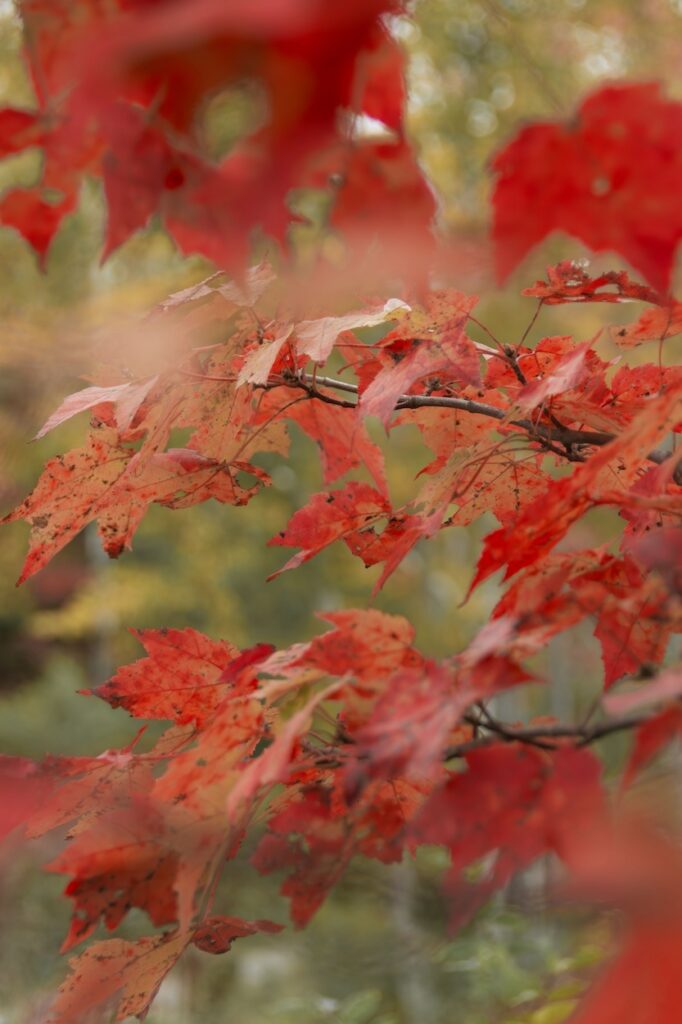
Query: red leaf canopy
0 4 681 1024
0 0 436 272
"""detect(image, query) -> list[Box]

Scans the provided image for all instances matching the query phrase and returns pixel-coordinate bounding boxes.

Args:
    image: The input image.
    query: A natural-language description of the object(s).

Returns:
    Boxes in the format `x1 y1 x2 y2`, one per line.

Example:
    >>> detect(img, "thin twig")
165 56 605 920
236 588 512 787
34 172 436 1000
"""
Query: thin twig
516 299 544 353
443 708 652 760
305 702 654 771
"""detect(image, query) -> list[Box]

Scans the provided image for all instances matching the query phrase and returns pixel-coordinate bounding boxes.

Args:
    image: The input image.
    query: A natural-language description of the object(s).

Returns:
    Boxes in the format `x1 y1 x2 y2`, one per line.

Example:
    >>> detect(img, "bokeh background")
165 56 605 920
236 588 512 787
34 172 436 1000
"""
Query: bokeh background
1 1 681 1021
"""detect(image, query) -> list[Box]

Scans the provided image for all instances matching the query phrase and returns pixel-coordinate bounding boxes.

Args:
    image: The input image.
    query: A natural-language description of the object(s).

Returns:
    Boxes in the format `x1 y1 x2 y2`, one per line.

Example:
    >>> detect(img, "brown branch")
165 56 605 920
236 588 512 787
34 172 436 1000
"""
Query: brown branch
304 703 653 771
294 376 356 409
443 708 653 760
503 344 529 386
503 343 572 436
177 365 679 477
294 373 679 474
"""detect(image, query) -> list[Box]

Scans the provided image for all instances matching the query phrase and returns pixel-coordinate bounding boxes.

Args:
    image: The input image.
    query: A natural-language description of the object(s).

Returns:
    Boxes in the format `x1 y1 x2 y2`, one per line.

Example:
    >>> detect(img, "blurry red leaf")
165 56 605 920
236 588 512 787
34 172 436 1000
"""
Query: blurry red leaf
48 801 179 951
193 915 282 955
0 756 54 844
523 262 664 305
36 378 158 439
470 383 682 591
47 932 189 1024
301 608 423 682
612 302 682 348
493 83 682 291
295 300 406 364
622 707 682 786
411 744 605 932
287 400 388 495
605 666 682 714
572 922 682 1024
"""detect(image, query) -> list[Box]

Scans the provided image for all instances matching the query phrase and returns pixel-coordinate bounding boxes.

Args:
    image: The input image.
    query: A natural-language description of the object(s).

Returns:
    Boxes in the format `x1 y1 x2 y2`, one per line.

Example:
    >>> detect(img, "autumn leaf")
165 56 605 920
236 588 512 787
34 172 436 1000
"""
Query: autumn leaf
621 708 682 787
346 506 446 593
569 557 675 687
237 325 294 387
515 340 592 412
360 299 480 426
605 666 682 715
287 400 388 496
252 771 427 928
25 740 154 841
522 262 664 305
35 378 159 440
470 382 682 592
226 681 341 822
47 800 179 951
3 425 134 583
3 0 411 269
300 608 423 682
355 24 406 134
307 138 437 277
192 915 283 955
252 784 353 928
46 932 190 1024
91 628 240 726
571 922 682 1024
411 745 605 932
0 756 55 844
268 482 390 577
493 83 682 291
0 107 43 156
612 301 682 348
295 299 408 364
341 661 468 791
5 430 268 583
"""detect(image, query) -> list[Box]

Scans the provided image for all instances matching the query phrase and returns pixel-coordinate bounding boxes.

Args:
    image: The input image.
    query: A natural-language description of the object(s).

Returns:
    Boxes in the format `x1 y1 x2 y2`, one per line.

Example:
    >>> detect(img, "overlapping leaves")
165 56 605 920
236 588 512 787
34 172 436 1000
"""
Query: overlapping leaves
1 7 682 1020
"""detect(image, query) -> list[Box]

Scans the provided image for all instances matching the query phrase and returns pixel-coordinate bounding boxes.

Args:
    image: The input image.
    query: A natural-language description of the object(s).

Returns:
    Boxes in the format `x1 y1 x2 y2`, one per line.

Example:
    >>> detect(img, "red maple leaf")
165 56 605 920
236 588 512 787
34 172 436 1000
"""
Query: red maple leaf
299 608 424 683
48 800 180 951
0 0 419 271
411 744 605 931
46 931 190 1024
493 83 682 291
268 482 390 577
470 382 682 591
621 708 682 788
612 301 682 348
0 756 55 843
522 261 664 305
360 294 480 426
571 923 682 1024
91 628 241 726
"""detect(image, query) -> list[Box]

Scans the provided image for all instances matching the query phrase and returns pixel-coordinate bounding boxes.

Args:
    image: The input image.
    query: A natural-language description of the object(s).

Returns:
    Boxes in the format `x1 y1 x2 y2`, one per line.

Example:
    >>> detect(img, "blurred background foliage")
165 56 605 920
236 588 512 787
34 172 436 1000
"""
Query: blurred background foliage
1 0 681 1021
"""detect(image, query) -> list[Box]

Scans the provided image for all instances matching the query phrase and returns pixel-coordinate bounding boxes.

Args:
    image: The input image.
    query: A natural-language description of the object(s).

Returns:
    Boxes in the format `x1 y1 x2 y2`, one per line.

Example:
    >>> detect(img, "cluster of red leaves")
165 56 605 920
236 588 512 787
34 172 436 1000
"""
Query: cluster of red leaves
1 3 682 1022
492 82 682 293
0 0 435 274
1 252 680 1020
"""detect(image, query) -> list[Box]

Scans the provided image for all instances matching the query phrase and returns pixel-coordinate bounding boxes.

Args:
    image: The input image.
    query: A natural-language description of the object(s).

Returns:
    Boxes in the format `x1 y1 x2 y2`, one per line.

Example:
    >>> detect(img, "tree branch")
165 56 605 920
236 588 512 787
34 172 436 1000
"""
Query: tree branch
304 704 653 770
291 373 680 477
443 707 653 760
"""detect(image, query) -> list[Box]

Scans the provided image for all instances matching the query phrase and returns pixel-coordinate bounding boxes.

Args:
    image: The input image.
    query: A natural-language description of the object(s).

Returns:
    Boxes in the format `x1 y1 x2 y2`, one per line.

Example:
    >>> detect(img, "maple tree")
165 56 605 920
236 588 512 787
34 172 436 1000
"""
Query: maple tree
1 1 682 1021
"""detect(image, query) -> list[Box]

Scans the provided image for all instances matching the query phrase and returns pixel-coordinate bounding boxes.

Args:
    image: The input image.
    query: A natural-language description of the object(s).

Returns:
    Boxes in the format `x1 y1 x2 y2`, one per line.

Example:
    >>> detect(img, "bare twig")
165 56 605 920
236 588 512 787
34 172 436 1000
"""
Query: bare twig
443 707 653 760
305 700 654 771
